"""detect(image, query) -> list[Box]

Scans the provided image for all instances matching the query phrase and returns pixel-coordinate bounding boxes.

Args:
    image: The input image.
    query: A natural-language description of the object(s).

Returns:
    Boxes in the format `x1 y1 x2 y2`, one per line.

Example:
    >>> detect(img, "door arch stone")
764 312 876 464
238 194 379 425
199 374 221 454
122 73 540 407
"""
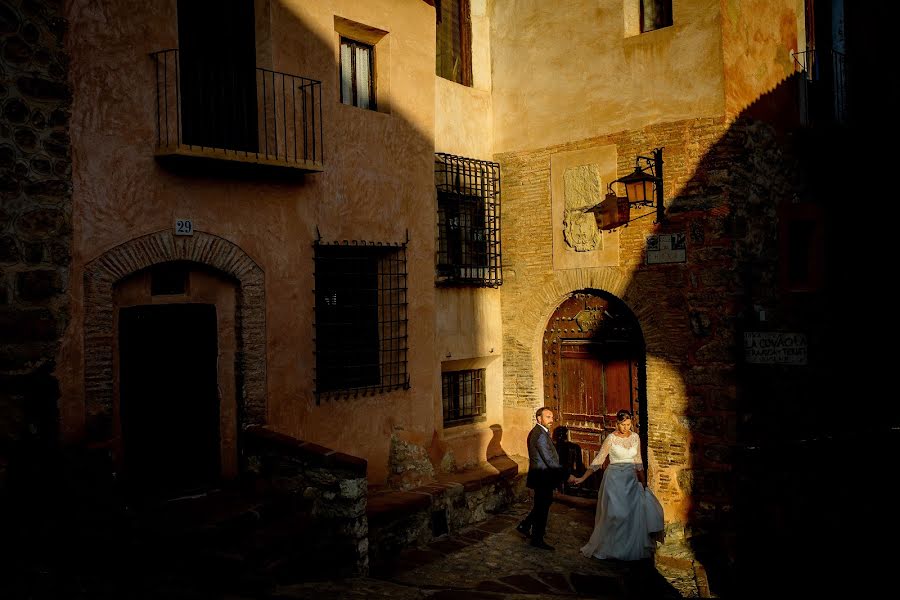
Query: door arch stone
83 230 265 442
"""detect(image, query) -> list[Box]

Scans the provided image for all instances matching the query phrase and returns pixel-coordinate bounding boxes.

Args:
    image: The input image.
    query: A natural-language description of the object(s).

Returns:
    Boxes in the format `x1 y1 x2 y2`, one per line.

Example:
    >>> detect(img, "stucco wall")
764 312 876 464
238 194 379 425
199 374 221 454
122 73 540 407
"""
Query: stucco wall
61 0 437 484
489 0 726 153
434 0 492 160
432 0 504 468
720 0 800 119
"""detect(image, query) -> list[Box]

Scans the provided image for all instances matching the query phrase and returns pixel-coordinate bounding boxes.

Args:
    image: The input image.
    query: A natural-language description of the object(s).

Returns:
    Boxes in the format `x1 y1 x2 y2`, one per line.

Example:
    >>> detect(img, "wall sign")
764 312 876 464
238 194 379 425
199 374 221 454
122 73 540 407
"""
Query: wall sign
744 332 808 365
646 232 686 264
175 219 194 236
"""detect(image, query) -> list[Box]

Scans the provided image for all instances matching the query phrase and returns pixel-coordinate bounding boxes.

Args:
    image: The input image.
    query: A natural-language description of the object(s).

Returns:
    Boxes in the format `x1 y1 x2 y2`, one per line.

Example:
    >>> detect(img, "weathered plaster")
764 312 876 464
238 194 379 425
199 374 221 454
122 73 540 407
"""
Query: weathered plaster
63 0 437 484
721 0 799 118
490 0 725 153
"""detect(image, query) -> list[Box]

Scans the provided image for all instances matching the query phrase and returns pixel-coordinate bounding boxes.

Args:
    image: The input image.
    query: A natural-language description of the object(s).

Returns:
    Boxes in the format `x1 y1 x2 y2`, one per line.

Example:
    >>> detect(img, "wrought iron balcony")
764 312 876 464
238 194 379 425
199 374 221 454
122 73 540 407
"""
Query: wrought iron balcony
151 49 323 173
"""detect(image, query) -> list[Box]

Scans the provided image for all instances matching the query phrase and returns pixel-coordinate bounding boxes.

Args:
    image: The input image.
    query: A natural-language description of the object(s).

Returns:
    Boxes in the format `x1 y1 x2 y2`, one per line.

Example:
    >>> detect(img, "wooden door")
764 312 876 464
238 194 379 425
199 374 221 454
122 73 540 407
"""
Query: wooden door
543 292 644 491
119 303 219 498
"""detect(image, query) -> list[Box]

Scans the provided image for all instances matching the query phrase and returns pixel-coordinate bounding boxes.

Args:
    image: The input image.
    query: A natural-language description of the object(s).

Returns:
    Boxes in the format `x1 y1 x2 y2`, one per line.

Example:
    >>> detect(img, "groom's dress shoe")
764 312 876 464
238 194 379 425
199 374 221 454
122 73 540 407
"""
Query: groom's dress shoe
530 540 554 551
515 523 531 538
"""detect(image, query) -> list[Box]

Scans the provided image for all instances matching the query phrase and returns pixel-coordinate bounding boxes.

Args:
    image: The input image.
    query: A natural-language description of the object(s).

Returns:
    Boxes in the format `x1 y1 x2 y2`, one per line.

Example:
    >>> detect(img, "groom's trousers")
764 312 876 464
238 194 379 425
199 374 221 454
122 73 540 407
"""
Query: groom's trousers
523 485 554 542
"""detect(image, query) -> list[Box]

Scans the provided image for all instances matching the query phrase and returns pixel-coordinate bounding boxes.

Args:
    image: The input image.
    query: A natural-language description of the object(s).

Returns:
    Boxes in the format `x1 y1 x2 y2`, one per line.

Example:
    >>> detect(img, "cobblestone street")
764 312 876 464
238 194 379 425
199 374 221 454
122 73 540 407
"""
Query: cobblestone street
273 501 695 599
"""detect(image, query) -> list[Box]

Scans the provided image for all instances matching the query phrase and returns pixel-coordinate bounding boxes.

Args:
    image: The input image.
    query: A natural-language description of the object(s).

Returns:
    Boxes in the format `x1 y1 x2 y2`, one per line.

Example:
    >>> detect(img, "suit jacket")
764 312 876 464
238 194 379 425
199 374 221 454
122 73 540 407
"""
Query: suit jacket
525 424 564 490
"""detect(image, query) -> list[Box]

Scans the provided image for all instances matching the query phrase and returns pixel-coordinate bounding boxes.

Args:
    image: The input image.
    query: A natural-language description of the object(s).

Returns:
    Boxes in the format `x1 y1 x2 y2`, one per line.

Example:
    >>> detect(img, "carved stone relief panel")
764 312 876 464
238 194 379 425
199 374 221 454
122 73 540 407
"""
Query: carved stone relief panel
550 145 620 270
562 164 602 252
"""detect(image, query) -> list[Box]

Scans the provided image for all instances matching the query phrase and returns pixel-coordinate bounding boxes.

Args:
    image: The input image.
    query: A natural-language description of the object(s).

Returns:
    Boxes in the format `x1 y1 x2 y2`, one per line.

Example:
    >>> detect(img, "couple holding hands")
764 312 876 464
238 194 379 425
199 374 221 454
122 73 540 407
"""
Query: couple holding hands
517 407 664 560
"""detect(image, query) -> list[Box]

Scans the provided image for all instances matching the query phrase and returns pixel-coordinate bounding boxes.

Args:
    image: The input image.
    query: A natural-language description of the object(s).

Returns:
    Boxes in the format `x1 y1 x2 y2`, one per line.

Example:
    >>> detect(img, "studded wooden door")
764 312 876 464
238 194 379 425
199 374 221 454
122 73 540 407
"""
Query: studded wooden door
543 292 644 477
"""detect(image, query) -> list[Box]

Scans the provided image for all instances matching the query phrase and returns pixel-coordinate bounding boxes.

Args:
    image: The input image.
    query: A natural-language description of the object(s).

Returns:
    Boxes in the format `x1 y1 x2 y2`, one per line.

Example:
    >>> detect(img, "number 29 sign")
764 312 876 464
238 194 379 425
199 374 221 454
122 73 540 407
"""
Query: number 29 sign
175 219 194 236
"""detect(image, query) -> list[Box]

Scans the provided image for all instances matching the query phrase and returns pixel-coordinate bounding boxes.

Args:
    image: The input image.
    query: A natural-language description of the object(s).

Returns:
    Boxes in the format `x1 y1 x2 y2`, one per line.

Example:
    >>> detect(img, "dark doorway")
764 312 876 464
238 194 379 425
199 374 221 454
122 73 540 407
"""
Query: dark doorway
119 303 220 498
177 0 258 151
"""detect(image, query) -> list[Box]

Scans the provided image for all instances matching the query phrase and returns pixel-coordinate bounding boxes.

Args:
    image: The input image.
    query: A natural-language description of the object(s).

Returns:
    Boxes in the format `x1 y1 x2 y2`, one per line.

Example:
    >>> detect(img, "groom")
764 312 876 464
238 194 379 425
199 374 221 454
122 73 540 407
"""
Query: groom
517 406 575 550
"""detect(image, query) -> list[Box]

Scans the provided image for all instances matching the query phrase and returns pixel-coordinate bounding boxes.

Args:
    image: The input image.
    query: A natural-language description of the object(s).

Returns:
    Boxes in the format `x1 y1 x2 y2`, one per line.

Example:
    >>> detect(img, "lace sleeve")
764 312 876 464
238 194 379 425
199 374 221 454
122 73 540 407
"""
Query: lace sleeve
590 434 611 471
632 432 644 472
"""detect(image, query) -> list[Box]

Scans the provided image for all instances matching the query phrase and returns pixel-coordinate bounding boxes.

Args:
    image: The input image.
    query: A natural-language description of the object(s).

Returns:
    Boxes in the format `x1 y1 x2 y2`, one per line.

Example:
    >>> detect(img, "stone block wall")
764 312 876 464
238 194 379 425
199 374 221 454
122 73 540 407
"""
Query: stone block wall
0 0 72 489
243 426 369 577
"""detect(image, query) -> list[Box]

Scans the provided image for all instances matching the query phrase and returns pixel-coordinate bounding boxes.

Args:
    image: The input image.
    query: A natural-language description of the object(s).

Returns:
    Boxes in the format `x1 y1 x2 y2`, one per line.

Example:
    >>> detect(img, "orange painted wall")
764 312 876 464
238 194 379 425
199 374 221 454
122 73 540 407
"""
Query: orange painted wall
720 0 801 122
60 0 437 484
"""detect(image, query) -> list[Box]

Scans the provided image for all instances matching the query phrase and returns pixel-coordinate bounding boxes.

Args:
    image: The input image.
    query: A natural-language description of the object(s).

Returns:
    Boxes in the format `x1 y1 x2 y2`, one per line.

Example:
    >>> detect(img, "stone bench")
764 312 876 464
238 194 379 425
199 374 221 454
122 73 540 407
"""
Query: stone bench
366 454 526 568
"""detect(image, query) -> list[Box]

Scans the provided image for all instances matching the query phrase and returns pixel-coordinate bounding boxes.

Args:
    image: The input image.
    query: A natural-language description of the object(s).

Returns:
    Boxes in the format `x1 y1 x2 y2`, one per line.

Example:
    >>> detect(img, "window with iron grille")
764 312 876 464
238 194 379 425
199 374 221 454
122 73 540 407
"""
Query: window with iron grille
436 0 473 86
442 369 486 426
435 153 501 287
640 0 673 33
340 37 376 110
314 241 408 397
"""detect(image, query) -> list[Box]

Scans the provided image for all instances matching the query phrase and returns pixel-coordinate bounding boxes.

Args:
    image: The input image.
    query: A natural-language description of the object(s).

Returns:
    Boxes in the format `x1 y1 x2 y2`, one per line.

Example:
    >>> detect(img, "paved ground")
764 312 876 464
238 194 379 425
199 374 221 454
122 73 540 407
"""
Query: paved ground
2 496 699 599
273 500 698 599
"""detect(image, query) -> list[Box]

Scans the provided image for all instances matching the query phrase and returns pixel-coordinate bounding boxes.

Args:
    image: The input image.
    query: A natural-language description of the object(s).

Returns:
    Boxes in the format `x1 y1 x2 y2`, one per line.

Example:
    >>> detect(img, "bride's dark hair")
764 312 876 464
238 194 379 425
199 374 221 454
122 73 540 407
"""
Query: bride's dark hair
615 409 633 421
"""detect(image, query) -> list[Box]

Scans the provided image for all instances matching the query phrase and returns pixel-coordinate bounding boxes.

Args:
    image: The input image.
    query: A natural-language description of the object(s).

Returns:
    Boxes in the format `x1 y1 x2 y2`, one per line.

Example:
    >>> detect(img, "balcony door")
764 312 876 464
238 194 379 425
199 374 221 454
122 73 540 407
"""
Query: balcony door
177 0 258 152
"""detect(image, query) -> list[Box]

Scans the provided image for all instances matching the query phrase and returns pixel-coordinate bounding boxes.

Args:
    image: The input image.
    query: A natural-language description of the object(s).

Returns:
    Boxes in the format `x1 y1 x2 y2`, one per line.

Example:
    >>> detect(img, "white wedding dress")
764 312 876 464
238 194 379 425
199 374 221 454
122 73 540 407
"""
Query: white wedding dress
580 431 664 561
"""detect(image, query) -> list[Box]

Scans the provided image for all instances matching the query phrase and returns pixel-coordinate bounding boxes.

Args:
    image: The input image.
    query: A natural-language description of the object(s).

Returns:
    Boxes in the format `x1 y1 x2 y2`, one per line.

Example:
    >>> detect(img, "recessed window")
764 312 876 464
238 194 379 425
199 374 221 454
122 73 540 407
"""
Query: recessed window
150 262 189 296
442 369 486 426
340 37 376 110
640 0 673 33
314 241 408 396
436 0 472 86
435 153 502 287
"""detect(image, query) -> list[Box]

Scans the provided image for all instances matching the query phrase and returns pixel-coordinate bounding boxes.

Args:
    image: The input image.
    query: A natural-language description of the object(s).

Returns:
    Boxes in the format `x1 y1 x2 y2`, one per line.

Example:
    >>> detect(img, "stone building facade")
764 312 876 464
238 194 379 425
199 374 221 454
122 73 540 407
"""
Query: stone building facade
0 0 72 487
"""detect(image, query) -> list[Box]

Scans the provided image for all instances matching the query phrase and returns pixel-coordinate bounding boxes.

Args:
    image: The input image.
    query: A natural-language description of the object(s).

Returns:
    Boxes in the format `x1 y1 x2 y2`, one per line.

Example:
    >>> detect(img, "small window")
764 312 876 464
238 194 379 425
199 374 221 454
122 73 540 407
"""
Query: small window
435 153 502 287
314 241 408 397
641 0 673 33
436 0 473 86
150 262 189 296
442 369 485 426
340 37 376 110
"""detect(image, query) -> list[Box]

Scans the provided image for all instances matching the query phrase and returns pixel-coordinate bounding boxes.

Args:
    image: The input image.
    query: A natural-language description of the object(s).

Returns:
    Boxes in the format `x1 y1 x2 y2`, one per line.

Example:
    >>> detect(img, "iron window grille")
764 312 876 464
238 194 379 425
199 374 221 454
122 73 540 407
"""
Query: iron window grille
435 153 502 287
442 369 486 426
314 240 408 399
340 37 376 111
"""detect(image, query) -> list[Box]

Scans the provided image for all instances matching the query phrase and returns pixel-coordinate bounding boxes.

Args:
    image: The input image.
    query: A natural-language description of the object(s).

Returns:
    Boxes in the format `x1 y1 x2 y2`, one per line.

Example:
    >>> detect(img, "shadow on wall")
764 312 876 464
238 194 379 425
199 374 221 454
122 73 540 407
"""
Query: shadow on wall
629 25 900 593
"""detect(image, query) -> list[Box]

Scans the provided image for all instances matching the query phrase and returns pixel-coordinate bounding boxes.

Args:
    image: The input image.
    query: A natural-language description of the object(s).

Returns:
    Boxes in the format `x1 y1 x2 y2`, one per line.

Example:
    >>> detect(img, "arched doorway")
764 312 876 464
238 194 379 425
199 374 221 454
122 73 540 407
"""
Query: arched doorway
542 290 646 491
113 262 237 497
83 230 266 497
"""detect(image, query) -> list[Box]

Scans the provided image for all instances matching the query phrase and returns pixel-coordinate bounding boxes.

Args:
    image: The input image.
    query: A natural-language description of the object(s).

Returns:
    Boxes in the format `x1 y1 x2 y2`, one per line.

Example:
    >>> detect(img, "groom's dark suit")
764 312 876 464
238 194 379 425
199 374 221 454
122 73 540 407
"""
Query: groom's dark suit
520 423 565 547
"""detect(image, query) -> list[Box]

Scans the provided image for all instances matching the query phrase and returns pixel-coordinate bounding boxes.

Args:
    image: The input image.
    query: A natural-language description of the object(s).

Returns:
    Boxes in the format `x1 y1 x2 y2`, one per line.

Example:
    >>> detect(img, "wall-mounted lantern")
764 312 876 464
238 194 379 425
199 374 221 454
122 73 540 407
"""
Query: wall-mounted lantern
586 147 664 230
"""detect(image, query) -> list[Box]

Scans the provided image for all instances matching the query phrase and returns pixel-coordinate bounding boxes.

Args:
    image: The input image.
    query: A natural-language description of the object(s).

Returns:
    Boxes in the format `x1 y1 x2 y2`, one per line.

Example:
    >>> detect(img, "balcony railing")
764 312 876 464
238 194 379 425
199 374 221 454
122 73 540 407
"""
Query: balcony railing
793 48 848 127
151 49 323 172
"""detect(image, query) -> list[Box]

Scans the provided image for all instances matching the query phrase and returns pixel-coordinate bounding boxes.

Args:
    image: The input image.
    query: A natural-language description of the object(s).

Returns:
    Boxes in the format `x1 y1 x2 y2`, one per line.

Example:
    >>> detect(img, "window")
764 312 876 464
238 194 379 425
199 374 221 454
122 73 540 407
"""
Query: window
150 261 189 296
778 204 825 292
640 0 672 33
340 37 376 110
435 153 502 287
314 241 408 397
442 369 485 426
436 0 472 86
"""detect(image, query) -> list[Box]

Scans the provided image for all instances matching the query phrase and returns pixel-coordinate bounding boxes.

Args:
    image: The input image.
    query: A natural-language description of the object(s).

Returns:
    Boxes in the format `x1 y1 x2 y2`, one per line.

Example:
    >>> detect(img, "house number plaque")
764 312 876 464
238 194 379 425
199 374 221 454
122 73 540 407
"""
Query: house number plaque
175 219 194 236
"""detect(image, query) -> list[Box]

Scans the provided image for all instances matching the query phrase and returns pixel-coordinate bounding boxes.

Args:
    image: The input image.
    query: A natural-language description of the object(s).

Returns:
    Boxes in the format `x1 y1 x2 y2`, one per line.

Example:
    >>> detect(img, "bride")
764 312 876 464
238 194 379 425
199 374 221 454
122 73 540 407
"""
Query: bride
572 409 664 560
